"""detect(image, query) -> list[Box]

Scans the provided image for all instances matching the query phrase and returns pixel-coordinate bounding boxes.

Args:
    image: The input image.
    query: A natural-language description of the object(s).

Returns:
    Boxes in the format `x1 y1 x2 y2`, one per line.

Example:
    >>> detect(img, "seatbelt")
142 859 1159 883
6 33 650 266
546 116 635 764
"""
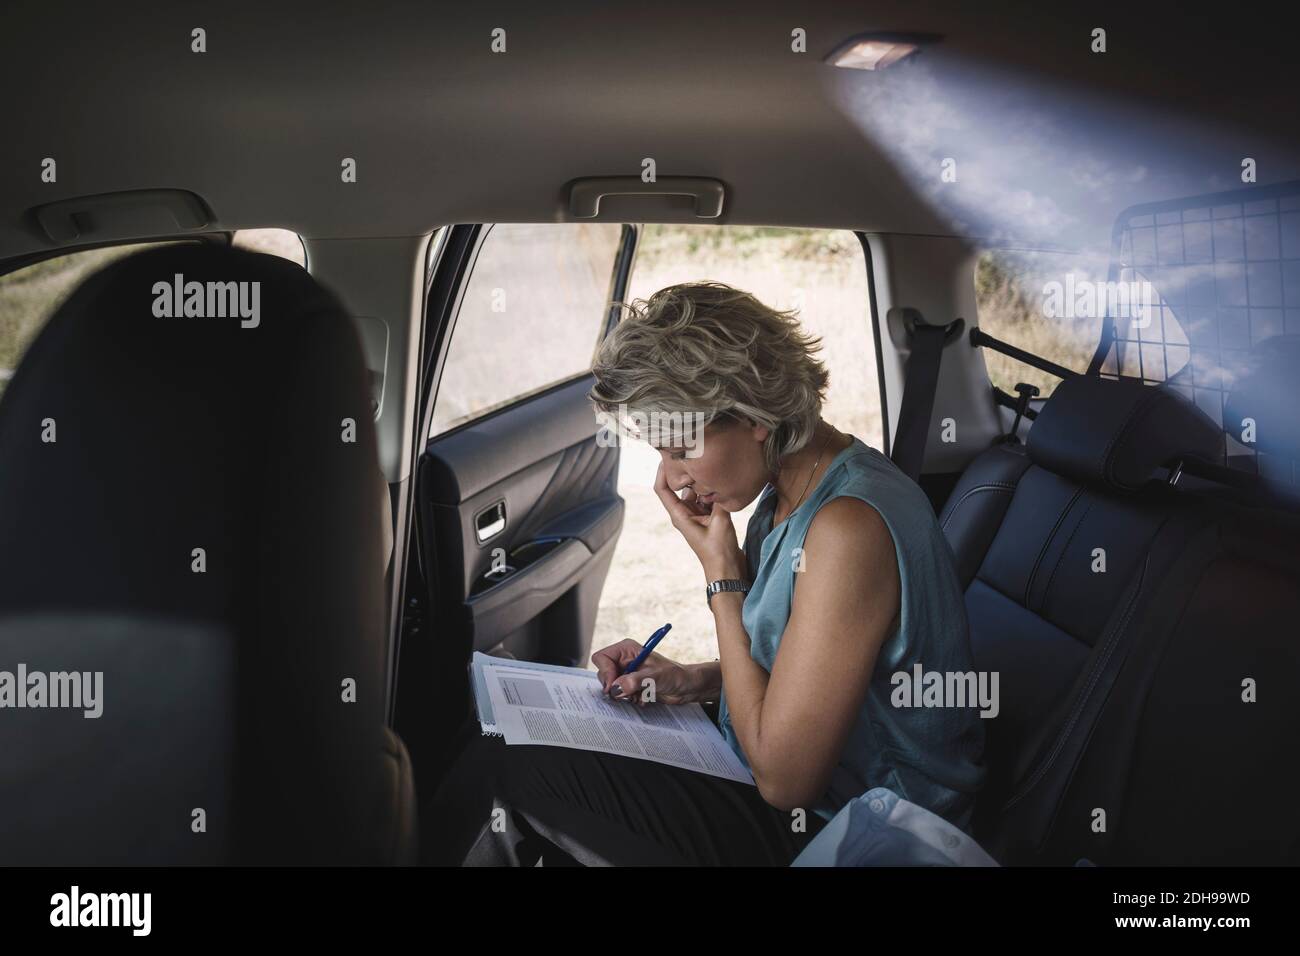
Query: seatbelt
890 322 948 481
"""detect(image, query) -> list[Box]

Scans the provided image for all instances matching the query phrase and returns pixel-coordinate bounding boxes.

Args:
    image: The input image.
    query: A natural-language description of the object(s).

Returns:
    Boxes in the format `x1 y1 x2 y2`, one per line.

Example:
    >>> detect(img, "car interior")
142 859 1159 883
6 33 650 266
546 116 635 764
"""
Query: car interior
2 2 1298 868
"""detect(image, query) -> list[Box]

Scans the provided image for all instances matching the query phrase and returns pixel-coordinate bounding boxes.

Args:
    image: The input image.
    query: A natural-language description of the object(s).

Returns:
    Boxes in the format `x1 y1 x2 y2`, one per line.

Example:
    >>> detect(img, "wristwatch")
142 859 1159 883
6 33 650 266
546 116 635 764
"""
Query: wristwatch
705 578 751 606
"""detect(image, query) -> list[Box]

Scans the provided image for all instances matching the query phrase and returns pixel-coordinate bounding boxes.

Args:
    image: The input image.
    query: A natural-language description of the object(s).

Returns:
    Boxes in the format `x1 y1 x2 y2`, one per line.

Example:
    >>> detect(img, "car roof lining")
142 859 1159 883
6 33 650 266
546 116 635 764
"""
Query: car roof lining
3 2 1298 262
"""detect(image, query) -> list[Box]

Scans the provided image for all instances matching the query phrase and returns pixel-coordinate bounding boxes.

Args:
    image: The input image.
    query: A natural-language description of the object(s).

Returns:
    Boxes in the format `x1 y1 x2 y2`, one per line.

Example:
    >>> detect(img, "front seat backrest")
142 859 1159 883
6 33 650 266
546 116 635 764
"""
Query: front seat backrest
0 244 405 864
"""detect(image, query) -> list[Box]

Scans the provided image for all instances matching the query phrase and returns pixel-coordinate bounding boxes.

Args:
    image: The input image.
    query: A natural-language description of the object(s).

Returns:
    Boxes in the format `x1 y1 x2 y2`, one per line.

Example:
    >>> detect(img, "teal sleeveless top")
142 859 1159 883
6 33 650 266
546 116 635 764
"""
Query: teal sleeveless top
716 435 986 830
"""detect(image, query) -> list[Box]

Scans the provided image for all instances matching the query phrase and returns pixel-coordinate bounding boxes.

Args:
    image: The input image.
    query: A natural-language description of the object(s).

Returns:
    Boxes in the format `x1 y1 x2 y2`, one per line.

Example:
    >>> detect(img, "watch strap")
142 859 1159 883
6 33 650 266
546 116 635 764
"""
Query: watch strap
706 578 750 606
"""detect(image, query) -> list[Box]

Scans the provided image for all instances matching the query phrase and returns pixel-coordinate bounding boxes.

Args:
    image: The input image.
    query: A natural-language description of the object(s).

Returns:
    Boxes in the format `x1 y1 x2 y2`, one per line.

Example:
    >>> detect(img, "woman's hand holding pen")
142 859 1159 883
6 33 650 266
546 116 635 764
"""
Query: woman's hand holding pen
591 639 720 706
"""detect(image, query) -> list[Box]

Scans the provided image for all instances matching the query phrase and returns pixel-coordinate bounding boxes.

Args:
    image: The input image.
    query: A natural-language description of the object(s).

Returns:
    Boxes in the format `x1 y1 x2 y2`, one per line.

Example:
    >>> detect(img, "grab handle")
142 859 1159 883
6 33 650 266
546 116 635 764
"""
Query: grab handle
568 177 725 219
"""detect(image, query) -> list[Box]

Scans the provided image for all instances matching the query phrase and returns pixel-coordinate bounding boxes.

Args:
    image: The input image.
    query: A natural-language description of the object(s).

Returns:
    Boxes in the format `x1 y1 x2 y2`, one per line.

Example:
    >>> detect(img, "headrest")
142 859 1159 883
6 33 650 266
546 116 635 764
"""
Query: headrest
1027 375 1222 492
0 243 386 863
1223 335 1300 462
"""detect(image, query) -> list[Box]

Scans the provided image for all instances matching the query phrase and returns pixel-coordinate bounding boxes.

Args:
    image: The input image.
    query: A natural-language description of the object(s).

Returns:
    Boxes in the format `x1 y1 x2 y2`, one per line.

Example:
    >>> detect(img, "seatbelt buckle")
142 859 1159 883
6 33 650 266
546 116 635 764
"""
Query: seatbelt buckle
999 382 1040 445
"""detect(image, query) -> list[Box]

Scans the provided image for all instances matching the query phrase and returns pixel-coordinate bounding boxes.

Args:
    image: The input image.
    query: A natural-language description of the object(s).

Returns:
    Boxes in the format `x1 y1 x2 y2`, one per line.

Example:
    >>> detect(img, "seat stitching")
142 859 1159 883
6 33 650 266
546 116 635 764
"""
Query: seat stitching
1098 386 1166 488
1037 496 1096 615
939 482 1018 532
1024 486 1084 607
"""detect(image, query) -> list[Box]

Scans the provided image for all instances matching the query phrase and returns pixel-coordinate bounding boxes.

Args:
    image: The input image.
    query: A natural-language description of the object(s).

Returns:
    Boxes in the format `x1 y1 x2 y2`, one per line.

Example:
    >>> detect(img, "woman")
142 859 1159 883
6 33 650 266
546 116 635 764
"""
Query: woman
424 282 985 866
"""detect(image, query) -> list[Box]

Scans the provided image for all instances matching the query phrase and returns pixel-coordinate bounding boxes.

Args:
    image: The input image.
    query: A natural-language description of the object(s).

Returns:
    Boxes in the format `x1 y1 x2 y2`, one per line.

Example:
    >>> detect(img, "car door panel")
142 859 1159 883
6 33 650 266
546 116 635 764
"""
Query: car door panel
420 374 622 657
394 222 632 798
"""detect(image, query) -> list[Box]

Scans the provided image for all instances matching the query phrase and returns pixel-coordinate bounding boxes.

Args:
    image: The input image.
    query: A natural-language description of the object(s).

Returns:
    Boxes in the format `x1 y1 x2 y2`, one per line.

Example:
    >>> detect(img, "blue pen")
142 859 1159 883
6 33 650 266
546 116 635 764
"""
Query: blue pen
620 622 672 678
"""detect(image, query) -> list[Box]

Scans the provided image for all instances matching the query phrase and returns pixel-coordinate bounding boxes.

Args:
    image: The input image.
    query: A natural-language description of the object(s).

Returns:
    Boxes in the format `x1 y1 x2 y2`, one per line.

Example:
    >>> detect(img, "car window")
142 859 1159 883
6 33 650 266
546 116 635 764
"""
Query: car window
1093 195 1300 433
0 232 308 402
594 224 878 668
624 225 878 445
0 241 193 401
232 228 306 267
974 248 1112 399
430 223 624 437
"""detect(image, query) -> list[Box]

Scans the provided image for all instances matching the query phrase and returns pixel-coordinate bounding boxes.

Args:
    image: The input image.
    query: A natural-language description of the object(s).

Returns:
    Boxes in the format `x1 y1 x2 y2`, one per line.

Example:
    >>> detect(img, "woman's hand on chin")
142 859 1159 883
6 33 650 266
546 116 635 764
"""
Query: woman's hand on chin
654 462 747 583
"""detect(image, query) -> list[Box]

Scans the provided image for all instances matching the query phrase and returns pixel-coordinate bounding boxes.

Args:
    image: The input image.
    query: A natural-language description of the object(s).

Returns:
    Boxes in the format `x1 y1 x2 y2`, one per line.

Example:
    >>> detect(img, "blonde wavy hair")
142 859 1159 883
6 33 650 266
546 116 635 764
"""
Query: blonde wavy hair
588 282 830 474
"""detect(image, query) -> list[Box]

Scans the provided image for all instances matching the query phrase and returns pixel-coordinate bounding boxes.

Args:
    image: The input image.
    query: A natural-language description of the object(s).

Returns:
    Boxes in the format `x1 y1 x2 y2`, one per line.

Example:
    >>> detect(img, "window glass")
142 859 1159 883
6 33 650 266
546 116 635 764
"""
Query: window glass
974 248 1110 399
0 241 189 400
1092 197 1300 432
594 225 877 667
232 228 306 267
430 223 623 437
624 225 877 444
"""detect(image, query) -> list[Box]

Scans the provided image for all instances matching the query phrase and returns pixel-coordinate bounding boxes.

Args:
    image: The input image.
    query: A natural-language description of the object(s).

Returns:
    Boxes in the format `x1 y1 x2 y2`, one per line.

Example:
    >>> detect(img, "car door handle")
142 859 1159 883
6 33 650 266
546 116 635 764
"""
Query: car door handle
475 500 506 543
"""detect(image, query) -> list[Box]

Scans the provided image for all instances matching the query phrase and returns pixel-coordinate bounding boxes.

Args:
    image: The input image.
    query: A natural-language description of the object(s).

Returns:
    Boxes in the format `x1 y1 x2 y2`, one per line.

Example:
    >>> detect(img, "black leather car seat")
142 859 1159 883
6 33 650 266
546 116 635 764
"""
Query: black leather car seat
0 243 416 864
939 373 1300 864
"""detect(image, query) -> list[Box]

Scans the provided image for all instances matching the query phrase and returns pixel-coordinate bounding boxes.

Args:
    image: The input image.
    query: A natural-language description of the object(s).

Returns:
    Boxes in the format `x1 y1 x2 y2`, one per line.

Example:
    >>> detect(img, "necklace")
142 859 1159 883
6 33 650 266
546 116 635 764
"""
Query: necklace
782 428 836 521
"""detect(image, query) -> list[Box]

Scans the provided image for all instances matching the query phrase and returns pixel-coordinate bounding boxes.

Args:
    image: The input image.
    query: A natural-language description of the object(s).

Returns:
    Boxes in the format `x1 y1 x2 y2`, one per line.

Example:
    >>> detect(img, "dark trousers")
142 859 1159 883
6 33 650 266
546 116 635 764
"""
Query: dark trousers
423 713 827 866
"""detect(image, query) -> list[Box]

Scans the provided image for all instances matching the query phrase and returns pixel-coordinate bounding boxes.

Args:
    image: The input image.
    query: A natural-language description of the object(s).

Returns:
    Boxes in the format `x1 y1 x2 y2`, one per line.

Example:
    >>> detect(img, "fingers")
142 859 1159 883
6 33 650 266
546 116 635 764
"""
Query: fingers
707 502 736 534
652 460 673 499
653 464 700 530
591 638 644 692
607 656 659 701
654 462 710 534
680 486 711 517
607 675 629 699
682 505 726 530
652 462 685 521
607 672 644 700
609 671 651 705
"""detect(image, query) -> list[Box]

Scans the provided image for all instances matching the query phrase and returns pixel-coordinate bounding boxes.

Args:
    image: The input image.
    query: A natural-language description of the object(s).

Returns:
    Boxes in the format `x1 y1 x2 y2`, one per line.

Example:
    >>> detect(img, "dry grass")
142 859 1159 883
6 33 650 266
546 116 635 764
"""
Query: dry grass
0 245 155 384
0 231 302 400
975 251 1103 398
430 223 622 436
